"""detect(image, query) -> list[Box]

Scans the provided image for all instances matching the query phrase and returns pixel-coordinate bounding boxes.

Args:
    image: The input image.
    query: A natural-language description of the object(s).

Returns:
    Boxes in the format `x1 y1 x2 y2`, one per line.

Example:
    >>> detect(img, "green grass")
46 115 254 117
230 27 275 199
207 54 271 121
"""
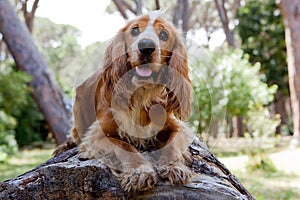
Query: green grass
234 170 300 200
0 148 53 182
211 136 300 200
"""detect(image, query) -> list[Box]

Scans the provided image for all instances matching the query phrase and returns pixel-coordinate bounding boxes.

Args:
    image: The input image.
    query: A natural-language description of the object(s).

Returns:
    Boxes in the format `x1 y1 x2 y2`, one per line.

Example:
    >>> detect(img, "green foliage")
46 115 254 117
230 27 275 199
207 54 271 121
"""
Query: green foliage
246 150 278 173
0 111 17 162
14 95 48 147
189 48 278 136
245 106 280 138
0 63 32 116
33 17 83 89
244 106 280 173
189 47 225 133
33 17 108 93
0 61 30 161
0 61 47 157
237 0 288 94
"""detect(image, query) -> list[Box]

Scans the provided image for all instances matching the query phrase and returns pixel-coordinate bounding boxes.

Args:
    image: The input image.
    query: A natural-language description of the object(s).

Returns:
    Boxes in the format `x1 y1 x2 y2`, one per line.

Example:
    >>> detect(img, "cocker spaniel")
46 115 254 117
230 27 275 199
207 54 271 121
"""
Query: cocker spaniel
56 11 195 192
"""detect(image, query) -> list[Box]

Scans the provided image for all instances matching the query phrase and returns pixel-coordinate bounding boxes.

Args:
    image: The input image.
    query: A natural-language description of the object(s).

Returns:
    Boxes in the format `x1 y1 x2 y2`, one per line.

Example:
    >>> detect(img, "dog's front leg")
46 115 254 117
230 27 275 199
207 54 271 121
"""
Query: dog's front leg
78 121 158 192
156 124 195 184
108 137 158 192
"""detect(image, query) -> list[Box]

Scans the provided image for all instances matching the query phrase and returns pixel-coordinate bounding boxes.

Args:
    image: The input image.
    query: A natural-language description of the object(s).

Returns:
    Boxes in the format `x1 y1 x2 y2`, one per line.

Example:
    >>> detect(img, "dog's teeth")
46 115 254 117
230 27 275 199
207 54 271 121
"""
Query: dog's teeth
136 66 152 77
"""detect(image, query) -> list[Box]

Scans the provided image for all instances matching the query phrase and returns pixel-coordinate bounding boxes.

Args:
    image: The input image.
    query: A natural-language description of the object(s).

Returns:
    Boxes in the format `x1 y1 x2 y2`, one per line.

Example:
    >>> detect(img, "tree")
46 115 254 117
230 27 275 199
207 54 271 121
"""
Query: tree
189 48 278 140
0 0 71 144
279 0 300 145
33 17 83 89
110 0 190 34
214 0 239 47
111 0 161 19
237 0 289 135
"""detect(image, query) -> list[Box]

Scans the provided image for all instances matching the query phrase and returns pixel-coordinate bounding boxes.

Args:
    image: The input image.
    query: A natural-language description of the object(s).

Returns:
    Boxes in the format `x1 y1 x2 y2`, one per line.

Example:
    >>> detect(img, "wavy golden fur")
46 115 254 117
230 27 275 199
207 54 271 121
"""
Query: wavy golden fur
55 11 195 192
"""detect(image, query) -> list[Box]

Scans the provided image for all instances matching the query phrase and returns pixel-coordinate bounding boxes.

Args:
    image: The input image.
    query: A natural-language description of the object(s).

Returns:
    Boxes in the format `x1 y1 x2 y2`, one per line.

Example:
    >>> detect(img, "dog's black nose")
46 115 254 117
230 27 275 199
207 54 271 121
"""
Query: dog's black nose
138 39 156 56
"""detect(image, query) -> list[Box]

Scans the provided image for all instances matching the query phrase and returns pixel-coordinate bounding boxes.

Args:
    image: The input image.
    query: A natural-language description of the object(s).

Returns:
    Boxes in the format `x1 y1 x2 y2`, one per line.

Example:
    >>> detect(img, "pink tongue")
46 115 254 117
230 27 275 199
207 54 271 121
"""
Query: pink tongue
136 66 152 77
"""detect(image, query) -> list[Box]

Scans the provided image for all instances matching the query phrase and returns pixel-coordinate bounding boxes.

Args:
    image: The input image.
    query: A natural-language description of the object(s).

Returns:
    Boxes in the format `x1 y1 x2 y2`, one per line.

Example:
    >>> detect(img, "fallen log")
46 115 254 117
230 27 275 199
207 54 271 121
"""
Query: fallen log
0 137 254 199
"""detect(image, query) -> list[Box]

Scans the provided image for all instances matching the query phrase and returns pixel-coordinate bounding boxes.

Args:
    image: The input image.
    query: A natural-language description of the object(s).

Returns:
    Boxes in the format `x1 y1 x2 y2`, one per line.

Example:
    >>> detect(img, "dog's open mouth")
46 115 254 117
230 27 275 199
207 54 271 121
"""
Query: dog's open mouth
136 66 152 77
135 62 153 78
133 63 162 86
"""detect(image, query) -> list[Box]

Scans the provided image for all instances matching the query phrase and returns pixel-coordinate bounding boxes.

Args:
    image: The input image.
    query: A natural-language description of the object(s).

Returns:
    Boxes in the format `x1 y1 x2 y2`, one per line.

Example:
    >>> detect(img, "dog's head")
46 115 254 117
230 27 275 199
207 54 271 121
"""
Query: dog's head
124 12 175 79
100 11 192 121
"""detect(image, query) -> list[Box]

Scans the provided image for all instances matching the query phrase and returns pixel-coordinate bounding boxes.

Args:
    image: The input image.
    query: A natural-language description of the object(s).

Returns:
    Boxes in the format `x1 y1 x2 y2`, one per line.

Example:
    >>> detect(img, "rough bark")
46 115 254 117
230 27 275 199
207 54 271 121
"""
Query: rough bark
0 137 254 200
0 0 71 144
279 0 300 145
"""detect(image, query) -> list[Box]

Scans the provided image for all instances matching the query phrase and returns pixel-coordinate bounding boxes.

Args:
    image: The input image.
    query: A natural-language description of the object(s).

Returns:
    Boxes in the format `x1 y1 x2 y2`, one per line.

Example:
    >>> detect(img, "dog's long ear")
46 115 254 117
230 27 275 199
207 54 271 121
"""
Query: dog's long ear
167 32 192 121
102 27 129 86
72 70 101 142
73 27 129 141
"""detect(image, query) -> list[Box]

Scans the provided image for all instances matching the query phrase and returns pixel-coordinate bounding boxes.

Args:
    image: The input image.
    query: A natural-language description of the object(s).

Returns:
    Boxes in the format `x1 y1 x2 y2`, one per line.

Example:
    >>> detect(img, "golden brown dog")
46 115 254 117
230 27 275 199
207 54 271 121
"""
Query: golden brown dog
56 11 195 192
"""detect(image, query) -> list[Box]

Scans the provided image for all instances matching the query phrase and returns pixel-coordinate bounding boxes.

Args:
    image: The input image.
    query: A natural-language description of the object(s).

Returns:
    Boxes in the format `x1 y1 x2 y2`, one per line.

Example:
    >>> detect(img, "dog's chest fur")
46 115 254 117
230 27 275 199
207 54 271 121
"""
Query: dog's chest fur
114 85 171 150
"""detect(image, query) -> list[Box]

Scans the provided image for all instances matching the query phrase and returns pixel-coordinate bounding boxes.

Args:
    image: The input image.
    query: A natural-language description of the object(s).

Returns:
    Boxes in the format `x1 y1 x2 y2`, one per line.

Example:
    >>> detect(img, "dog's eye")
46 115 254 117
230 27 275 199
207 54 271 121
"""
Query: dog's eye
131 27 140 36
159 30 169 41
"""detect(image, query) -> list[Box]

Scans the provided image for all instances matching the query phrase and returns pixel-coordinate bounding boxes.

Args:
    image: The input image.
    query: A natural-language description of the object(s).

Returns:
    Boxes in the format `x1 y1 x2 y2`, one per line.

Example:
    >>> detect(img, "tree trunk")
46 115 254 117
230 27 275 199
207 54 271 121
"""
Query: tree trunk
172 0 182 28
0 0 71 145
232 116 244 137
181 0 189 37
0 137 254 199
155 0 160 10
210 118 219 138
214 0 235 48
274 91 288 135
279 0 300 146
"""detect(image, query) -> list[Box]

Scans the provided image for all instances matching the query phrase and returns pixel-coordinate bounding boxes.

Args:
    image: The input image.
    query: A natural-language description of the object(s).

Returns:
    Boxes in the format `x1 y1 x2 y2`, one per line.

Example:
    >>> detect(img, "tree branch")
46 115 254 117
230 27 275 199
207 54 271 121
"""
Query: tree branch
31 0 39 18
214 0 235 47
112 0 129 19
20 0 39 33
122 0 137 15
134 0 142 15
155 0 160 10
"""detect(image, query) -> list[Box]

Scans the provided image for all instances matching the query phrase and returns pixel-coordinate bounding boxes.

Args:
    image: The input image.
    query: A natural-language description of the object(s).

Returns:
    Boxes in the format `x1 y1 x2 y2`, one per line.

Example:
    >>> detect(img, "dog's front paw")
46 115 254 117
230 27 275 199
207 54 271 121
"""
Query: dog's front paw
77 143 94 160
120 164 158 192
157 163 192 184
